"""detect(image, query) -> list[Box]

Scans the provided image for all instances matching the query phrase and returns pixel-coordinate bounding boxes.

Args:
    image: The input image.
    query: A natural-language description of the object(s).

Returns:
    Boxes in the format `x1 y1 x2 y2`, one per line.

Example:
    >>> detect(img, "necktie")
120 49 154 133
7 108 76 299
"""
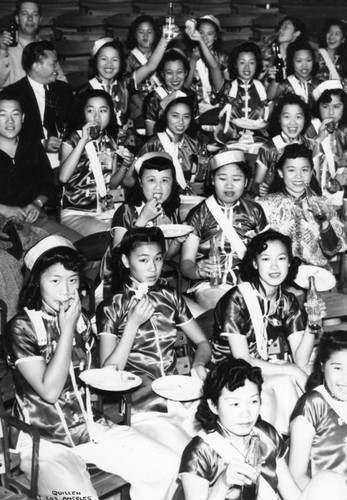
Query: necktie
43 85 58 137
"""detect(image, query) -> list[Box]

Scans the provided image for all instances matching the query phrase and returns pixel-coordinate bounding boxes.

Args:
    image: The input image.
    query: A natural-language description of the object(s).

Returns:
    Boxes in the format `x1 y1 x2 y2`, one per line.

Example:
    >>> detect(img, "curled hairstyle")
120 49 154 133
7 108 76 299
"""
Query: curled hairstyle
158 49 190 80
89 39 126 80
238 229 299 285
312 88 347 125
286 40 318 77
319 18 347 52
268 93 311 137
22 40 55 73
196 358 263 432
19 246 85 311
112 227 166 288
269 142 321 195
126 15 160 50
306 330 347 391
128 154 180 215
156 96 197 137
228 42 263 80
74 88 117 135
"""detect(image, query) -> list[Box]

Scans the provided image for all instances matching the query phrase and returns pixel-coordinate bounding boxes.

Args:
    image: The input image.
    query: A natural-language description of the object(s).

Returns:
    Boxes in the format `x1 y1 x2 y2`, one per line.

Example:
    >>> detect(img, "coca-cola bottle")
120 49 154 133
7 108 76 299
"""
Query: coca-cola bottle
272 41 285 83
241 434 262 500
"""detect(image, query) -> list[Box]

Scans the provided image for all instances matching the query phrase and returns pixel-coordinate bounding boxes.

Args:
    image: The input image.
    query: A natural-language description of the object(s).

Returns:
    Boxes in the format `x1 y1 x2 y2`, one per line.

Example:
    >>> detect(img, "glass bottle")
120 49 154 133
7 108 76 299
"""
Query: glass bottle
272 41 285 83
306 276 322 333
8 19 17 48
241 434 262 500
165 2 175 40
209 236 221 286
195 143 209 183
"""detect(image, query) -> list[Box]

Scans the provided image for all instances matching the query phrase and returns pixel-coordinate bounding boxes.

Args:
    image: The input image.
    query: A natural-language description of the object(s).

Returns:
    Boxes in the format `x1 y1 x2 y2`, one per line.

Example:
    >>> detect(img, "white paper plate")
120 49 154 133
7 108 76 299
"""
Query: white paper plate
80 368 142 391
231 117 267 130
294 265 336 292
152 375 203 401
180 195 205 205
157 224 194 238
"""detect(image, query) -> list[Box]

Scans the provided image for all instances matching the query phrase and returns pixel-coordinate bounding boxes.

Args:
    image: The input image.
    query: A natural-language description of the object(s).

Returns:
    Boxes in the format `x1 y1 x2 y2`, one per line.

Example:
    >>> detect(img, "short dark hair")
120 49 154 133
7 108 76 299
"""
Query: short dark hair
15 0 42 17
286 40 318 77
305 330 347 392
126 15 160 50
75 88 118 136
0 90 24 112
312 88 347 125
19 246 85 311
228 42 263 80
277 16 308 41
89 39 126 80
268 93 311 137
239 229 299 285
157 49 190 79
270 143 321 195
196 358 263 432
21 40 55 73
156 96 197 137
128 154 180 216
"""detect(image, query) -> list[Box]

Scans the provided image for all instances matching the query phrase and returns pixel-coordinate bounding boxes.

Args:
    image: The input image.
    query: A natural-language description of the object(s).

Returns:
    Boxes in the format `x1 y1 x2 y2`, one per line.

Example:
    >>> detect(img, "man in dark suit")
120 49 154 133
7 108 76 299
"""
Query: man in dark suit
5 40 74 165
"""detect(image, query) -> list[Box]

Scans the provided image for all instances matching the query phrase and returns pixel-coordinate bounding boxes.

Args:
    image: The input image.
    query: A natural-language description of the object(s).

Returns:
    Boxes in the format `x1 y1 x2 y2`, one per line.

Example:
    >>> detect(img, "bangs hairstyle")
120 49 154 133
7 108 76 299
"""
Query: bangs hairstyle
312 88 347 124
89 39 126 80
112 227 165 287
268 93 311 136
269 142 322 195
158 49 190 79
228 42 263 80
305 330 347 392
196 358 263 432
156 96 197 137
75 88 117 134
286 40 318 77
128 155 180 215
239 229 300 285
19 246 85 311
126 15 160 50
205 160 251 197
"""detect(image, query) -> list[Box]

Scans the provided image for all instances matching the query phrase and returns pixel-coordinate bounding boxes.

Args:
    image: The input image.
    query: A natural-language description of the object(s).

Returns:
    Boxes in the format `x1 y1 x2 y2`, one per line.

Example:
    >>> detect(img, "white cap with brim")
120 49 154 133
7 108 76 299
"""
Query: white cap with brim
198 15 221 31
312 80 343 102
134 152 173 174
159 90 187 112
210 149 245 171
24 235 76 271
92 37 114 56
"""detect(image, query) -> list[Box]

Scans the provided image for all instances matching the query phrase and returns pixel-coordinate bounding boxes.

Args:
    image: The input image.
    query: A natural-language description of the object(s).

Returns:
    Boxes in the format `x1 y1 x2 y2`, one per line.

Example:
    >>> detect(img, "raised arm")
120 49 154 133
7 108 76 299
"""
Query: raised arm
59 123 92 183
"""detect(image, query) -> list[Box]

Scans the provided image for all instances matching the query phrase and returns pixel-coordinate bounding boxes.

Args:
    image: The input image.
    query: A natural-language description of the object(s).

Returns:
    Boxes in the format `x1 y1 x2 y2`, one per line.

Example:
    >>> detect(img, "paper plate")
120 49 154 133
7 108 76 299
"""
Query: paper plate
152 375 203 401
231 118 267 130
80 368 142 391
157 224 194 238
294 265 336 292
180 195 205 205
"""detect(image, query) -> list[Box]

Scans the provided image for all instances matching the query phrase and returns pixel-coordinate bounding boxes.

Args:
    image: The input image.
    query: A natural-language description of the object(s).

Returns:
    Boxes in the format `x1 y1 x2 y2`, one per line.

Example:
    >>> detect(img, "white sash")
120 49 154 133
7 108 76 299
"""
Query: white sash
272 134 287 151
155 86 169 100
205 195 246 259
198 429 278 500
89 77 105 91
157 131 187 189
287 75 309 103
314 385 347 423
311 118 336 182
77 130 107 200
24 308 97 445
131 48 161 87
318 49 340 80
196 58 212 103
237 282 268 360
